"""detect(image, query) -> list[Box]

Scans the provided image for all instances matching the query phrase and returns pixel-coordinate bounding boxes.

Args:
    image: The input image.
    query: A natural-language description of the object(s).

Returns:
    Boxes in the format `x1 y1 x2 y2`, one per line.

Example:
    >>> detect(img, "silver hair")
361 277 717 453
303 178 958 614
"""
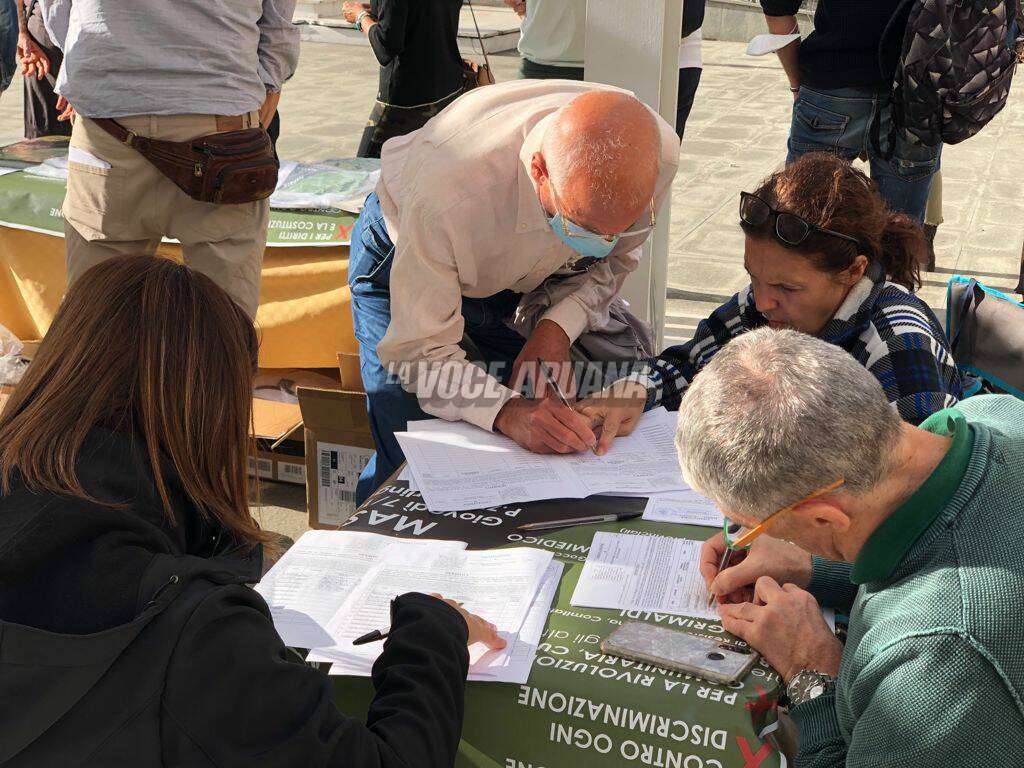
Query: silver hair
541 105 657 214
675 328 902 521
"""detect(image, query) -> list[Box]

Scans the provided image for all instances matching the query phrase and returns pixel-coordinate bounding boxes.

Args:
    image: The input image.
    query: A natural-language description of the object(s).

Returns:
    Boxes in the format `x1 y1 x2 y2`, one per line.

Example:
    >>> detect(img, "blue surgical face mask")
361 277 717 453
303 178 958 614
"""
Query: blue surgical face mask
548 212 620 260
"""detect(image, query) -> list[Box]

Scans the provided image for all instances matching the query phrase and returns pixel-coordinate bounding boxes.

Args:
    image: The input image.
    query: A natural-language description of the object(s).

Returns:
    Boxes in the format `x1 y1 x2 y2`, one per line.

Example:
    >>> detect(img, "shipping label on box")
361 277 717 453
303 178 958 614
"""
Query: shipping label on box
315 442 374 526
248 455 275 480
297 386 376 529
277 459 307 485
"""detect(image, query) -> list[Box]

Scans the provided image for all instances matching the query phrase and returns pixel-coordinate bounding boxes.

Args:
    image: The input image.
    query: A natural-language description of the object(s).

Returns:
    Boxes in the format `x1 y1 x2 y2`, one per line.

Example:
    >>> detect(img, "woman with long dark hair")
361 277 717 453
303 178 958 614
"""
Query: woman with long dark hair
343 0 467 158
580 152 963 451
0 255 501 766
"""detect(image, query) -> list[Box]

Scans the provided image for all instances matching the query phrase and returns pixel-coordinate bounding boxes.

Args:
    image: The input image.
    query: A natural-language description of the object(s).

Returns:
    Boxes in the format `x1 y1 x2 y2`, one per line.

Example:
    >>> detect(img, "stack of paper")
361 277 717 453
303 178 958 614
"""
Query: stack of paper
255 530 467 650
317 560 563 683
256 531 561 685
395 407 687 512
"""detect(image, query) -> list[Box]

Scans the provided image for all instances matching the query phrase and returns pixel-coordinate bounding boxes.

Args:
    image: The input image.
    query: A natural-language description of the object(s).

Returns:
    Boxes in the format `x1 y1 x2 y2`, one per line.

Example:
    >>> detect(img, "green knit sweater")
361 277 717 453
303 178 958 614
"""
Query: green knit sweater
792 395 1024 767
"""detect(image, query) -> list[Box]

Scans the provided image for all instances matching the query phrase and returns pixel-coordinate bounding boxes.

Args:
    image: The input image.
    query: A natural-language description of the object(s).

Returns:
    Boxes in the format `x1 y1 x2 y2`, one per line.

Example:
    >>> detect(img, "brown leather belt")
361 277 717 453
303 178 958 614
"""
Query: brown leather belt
215 113 256 132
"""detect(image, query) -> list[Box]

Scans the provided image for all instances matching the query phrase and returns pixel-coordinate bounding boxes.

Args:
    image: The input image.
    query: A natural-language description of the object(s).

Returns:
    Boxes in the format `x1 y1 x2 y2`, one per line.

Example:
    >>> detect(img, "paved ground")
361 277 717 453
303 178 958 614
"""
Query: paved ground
2 38 1020 540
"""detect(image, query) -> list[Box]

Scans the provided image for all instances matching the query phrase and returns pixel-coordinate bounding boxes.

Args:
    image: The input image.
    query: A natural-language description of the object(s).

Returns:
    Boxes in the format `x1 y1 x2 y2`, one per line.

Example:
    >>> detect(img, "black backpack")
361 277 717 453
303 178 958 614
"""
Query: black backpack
889 0 1024 148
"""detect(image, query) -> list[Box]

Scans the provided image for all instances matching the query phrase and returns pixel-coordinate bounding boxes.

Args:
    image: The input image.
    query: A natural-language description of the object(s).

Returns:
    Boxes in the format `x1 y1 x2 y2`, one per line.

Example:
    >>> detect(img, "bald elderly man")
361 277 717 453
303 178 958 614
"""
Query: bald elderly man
350 79 678 501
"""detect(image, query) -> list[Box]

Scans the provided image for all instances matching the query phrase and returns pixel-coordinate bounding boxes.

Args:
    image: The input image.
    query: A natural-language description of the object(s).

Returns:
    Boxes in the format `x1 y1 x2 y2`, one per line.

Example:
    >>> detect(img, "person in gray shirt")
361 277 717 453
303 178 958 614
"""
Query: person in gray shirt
40 0 300 317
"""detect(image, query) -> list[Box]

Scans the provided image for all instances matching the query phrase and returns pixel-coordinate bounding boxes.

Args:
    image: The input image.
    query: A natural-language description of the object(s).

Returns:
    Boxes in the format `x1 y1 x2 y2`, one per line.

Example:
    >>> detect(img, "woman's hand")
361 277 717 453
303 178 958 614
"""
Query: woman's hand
575 379 648 455
430 594 507 650
342 2 371 24
17 33 50 80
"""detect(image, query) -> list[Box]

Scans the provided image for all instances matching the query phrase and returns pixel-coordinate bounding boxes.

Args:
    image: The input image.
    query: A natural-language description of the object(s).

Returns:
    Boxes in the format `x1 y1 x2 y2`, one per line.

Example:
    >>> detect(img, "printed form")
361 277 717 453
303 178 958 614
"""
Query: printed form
571 532 718 620
396 407 686 511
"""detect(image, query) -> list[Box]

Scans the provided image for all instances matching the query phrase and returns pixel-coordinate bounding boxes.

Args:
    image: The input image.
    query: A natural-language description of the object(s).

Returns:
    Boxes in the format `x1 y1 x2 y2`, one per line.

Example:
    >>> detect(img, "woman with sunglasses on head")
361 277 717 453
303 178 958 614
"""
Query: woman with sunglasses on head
0 255 503 767
579 152 963 453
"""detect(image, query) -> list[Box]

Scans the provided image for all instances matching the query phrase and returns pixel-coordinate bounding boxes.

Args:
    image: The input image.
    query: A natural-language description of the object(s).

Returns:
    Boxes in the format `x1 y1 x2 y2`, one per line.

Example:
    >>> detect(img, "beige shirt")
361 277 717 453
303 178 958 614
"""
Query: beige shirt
376 79 679 431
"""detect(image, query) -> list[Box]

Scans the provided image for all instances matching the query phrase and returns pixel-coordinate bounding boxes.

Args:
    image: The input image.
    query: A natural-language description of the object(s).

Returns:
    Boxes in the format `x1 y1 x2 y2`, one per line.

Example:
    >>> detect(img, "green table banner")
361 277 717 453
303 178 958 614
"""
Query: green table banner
329 481 787 768
0 168 358 247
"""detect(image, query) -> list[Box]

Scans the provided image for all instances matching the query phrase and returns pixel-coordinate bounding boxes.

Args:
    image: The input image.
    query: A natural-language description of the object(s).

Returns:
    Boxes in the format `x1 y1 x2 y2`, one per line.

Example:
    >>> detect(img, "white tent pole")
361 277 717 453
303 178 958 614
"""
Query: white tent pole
584 0 682 350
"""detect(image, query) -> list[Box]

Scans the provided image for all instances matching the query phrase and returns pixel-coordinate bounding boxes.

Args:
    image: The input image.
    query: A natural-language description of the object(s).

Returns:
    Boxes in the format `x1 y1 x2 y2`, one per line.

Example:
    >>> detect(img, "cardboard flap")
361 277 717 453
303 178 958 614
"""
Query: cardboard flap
337 352 364 394
297 386 372 439
251 398 304 442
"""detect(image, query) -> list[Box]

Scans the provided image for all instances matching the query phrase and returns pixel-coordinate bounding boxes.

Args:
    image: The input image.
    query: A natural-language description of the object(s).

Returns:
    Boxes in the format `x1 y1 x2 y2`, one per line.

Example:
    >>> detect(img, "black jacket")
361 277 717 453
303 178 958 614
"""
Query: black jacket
368 0 465 106
760 0 908 88
0 428 469 767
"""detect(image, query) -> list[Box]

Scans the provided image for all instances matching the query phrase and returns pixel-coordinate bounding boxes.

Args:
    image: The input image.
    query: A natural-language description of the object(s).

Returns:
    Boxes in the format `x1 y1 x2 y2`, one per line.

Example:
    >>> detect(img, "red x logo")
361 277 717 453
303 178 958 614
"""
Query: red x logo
736 736 775 768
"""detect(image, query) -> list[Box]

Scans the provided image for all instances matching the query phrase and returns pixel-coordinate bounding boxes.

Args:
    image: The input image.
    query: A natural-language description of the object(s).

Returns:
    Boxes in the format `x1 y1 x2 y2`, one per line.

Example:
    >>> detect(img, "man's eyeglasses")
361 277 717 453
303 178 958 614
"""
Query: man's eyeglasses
722 478 846 551
551 181 657 243
739 192 860 251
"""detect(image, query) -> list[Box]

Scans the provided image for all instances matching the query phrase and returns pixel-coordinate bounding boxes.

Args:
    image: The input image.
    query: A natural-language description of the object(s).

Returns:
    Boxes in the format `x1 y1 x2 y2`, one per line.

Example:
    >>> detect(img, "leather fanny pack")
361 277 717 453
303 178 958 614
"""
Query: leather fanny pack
91 118 278 205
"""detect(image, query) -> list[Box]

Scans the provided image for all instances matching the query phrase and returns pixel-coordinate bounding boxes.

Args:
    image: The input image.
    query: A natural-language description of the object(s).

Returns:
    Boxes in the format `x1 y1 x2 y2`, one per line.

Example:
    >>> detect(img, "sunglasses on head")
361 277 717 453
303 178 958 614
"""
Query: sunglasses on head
739 192 861 251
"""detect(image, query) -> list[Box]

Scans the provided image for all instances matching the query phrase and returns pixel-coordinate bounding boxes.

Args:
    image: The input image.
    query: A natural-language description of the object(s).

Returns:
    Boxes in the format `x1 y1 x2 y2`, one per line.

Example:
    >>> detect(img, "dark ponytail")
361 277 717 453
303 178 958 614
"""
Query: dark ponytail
740 154 925 291
879 212 925 291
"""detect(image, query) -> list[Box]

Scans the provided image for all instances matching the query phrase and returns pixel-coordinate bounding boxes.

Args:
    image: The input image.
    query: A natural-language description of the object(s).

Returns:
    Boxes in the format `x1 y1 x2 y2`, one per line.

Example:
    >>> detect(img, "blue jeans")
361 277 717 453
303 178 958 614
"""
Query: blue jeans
787 87 941 222
349 192 527 503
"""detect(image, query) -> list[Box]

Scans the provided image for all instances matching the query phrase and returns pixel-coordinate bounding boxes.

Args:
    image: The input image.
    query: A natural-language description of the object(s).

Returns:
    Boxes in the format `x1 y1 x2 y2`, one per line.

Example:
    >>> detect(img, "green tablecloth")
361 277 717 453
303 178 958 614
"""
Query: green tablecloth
331 481 787 768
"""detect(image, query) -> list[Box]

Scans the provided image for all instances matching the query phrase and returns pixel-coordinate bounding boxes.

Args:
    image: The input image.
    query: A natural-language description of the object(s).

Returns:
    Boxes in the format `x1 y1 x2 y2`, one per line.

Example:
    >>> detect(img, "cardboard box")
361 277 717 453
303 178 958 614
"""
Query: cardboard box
249 449 308 486
0 382 16 413
297 385 374 529
249 398 306 485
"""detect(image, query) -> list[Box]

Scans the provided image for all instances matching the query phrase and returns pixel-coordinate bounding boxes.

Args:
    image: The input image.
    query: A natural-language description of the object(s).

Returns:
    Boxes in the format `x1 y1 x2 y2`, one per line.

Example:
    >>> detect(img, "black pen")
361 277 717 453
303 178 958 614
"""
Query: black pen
536 358 573 410
352 627 390 645
536 358 597 450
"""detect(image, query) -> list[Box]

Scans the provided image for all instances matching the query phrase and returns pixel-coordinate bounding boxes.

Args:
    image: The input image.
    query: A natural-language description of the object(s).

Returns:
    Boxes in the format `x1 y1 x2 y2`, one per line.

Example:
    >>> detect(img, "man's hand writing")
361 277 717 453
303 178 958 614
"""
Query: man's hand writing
494 396 596 454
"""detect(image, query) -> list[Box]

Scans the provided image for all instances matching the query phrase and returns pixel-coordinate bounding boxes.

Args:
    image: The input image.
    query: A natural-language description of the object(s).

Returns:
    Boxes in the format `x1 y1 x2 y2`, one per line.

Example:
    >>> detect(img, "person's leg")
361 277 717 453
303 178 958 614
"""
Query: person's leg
0 0 15 99
176 199 269 319
867 97 941 222
357 102 385 159
349 192 432 502
64 225 160 288
675 67 702 141
785 87 875 165
23 43 68 139
921 170 942 271
63 115 164 289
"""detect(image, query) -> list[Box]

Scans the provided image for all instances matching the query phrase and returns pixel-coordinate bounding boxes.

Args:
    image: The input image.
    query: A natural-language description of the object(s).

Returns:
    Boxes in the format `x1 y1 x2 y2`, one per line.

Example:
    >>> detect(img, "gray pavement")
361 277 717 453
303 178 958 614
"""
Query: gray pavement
2 39 1020 541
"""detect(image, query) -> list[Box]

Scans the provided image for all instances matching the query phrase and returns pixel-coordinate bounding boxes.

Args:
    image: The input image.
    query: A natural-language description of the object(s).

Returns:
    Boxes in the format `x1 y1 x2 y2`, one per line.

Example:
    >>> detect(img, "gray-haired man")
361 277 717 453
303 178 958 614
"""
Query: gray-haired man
677 327 1024 767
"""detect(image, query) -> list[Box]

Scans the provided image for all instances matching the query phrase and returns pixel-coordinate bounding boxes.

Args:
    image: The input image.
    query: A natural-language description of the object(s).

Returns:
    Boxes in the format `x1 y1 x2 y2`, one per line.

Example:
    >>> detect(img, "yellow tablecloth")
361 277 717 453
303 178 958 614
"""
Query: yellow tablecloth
0 227 357 369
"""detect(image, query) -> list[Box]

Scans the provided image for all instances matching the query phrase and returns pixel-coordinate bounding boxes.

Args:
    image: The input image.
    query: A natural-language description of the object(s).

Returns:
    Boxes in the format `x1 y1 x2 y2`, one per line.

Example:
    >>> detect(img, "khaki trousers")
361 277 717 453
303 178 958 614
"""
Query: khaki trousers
63 112 269 318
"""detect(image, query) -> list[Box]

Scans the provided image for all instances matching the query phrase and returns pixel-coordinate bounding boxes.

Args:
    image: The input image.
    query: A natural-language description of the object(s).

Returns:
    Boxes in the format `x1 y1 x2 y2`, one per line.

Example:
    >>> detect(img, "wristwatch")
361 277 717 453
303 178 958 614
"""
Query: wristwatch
786 669 837 708
354 10 373 30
